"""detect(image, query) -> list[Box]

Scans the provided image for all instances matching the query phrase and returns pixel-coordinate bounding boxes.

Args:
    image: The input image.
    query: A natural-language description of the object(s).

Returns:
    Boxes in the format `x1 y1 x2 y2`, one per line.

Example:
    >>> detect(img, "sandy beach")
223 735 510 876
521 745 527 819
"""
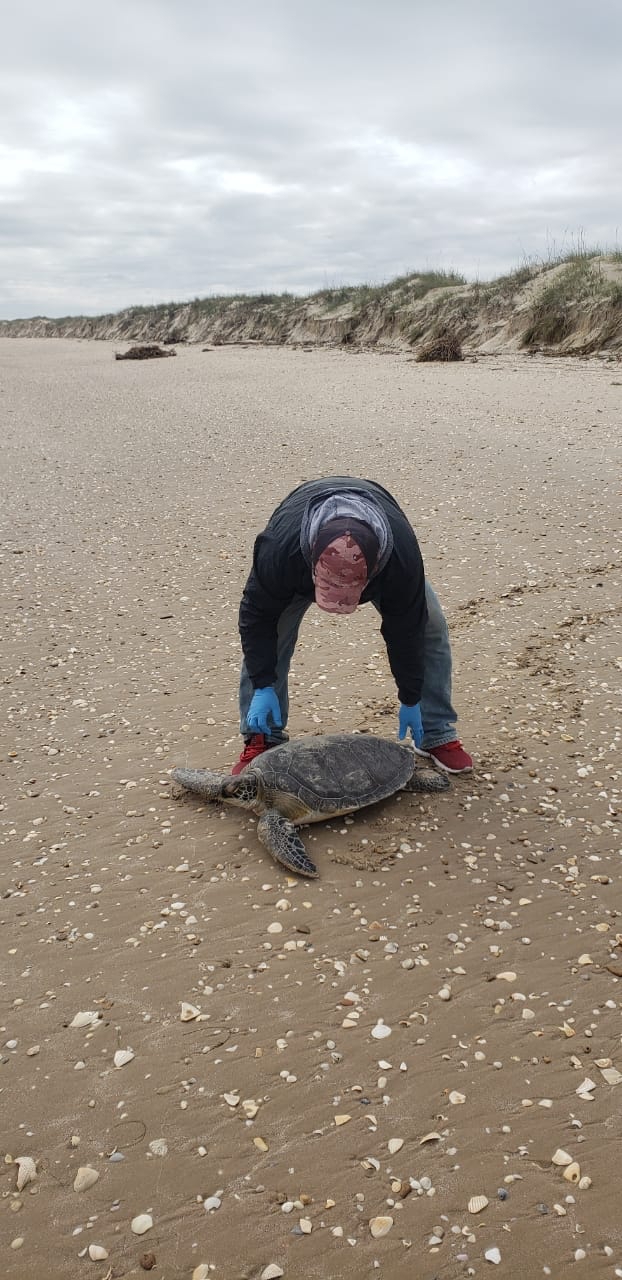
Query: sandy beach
1 337 621 1279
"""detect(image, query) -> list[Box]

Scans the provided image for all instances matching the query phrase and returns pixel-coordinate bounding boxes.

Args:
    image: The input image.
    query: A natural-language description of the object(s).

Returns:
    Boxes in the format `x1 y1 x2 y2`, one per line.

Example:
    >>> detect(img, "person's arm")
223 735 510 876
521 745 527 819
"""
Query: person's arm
238 531 300 688
376 538 428 705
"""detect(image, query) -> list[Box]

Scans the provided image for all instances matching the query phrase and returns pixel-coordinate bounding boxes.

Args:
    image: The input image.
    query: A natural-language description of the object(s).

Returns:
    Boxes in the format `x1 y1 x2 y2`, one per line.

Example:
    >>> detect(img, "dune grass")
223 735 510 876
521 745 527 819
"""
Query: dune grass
3 250 622 353
521 257 622 347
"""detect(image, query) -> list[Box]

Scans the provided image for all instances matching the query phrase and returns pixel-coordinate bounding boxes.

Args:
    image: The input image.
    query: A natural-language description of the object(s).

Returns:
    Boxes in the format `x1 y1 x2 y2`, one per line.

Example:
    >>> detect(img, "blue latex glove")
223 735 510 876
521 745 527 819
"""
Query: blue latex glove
398 702 424 748
247 687 283 735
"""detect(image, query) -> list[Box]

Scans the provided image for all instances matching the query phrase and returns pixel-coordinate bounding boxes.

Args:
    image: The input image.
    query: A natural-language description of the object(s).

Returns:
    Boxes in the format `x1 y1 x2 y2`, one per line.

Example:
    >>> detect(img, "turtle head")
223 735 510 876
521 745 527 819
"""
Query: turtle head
222 770 263 809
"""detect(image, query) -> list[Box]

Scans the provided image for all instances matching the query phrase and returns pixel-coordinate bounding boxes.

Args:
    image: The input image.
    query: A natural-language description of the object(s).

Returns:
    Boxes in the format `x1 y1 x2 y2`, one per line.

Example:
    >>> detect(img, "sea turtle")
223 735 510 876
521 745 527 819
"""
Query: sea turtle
171 733 449 879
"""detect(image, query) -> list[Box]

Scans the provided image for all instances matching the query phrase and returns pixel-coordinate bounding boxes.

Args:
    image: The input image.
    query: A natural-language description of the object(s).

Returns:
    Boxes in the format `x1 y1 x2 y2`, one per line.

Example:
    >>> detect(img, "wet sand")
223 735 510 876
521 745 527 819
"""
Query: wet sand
1 338 621 1279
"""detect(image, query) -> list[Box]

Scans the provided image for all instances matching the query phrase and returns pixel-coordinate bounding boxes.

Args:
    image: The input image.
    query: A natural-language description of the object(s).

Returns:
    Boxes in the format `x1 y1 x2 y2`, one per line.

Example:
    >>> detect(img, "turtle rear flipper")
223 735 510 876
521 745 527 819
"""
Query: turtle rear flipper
403 767 450 793
171 767 227 801
257 810 319 879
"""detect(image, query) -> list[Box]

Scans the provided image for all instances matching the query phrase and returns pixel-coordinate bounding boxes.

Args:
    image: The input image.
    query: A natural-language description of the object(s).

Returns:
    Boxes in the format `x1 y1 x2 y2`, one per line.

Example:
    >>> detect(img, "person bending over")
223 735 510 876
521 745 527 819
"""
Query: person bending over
232 476 472 776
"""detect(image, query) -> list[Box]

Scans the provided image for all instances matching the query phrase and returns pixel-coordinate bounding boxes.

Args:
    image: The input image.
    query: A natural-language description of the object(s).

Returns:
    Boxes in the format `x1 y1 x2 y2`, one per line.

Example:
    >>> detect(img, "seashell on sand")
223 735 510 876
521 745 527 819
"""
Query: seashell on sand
131 1213 154 1234
180 1002 201 1021
468 1195 489 1213
73 1166 99 1192
70 1011 101 1029
370 1215 394 1238
576 1077 596 1099
113 1047 135 1068
88 1245 109 1261
371 1021 392 1039
15 1156 37 1191
600 1066 622 1085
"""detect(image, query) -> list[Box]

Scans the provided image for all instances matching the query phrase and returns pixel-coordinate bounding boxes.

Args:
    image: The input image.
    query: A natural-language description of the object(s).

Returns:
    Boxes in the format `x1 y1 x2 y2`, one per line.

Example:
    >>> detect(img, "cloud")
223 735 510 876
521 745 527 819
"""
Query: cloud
1 0 621 316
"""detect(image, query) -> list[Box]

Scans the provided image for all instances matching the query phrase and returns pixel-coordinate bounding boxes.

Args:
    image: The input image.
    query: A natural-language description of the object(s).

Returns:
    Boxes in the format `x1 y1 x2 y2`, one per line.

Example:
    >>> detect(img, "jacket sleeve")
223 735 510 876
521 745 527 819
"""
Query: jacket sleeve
238 531 302 688
376 537 428 705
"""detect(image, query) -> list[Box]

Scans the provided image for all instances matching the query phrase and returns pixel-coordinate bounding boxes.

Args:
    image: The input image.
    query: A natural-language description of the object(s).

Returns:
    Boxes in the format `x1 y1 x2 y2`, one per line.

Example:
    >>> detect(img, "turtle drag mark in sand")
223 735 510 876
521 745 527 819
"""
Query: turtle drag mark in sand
171 733 449 878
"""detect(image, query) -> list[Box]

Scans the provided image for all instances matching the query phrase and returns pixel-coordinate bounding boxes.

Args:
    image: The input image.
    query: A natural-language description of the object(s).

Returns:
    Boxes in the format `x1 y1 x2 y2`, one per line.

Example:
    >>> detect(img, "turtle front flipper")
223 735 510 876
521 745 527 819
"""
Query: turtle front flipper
257 810 319 879
403 767 450 793
171 767 229 802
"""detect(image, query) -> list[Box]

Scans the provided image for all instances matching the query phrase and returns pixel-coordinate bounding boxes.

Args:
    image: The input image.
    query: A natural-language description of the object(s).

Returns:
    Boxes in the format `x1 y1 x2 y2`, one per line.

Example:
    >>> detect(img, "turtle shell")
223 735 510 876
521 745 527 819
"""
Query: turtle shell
253 733 415 819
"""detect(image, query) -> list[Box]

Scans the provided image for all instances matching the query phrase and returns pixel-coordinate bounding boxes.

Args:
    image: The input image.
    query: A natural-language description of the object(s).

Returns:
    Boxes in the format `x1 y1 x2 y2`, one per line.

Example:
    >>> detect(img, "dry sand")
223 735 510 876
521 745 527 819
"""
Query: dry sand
1 337 621 1280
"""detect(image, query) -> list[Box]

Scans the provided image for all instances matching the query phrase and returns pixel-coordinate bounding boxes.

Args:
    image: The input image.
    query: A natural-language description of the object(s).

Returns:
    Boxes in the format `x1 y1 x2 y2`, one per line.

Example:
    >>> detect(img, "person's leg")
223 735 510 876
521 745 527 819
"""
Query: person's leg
417 581 472 772
239 595 312 744
419 581 457 749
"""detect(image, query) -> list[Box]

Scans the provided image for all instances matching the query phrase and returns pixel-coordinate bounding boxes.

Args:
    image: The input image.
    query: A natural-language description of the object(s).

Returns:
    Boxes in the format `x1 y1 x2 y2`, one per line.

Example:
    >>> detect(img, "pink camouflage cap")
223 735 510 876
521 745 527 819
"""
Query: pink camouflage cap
312 534 369 614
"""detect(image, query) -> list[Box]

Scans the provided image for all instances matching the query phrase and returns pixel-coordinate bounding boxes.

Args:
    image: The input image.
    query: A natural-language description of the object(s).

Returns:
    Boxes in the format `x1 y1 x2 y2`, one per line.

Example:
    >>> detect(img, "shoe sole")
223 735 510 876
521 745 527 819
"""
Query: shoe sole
414 746 473 775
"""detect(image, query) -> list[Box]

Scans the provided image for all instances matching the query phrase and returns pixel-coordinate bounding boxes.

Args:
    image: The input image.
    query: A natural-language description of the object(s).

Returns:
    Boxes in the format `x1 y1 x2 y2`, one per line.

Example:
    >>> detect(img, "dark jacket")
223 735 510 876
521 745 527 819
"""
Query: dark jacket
238 476 427 705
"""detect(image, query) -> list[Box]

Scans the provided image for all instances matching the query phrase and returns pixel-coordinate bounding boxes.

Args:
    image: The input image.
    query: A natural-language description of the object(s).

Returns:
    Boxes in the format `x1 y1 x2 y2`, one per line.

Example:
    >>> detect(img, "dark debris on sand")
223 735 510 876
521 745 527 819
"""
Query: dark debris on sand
115 344 177 361
416 332 463 362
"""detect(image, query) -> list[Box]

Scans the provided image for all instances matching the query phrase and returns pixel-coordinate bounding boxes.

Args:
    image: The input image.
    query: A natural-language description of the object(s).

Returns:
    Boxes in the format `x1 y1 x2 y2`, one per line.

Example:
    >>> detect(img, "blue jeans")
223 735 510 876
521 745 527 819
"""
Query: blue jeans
239 581 458 749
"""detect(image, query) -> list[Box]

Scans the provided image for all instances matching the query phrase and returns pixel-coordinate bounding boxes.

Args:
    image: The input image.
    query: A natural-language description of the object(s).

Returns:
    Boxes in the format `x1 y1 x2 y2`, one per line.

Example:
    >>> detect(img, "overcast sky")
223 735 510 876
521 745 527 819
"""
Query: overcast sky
2 0 621 318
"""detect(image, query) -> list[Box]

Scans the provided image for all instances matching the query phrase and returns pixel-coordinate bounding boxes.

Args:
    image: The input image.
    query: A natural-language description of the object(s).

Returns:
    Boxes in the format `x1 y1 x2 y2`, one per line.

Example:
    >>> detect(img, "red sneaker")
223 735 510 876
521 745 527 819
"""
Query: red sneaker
416 740 473 774
231 734 271 775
